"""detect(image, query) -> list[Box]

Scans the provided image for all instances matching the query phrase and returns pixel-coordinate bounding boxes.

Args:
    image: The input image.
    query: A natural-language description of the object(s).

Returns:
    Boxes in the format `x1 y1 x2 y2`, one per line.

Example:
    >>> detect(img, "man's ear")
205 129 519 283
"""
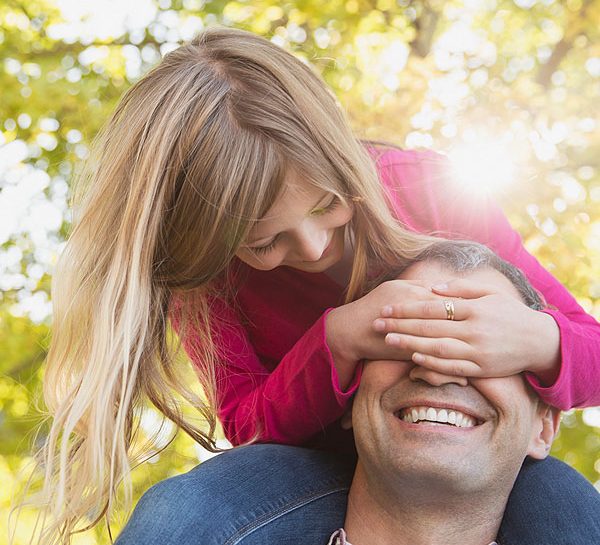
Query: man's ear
527 404 561 460
340 400 354 430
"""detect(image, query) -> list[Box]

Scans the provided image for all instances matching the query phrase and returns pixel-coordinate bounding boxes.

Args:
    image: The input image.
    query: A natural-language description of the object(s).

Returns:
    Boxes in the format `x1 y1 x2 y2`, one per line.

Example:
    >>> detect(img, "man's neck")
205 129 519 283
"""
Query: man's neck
344 466 506 545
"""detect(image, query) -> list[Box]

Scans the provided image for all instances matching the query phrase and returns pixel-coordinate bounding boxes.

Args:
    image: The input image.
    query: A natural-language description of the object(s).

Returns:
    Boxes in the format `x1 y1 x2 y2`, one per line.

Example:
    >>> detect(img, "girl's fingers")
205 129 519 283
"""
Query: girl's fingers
407 366 469 387
430 279 500 299
373 317 464 338
385 333 473 362
410 352 482 377
381 299 469 321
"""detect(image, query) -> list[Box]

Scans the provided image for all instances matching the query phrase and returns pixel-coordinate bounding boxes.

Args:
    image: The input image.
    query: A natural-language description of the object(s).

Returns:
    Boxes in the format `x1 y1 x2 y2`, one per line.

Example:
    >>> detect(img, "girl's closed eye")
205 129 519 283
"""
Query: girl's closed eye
310 195 340 216
252 237 279 255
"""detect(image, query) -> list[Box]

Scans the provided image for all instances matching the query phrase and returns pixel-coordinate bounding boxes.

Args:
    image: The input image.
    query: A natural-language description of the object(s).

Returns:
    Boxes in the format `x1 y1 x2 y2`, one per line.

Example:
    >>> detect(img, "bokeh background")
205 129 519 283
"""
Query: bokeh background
1 0 599 543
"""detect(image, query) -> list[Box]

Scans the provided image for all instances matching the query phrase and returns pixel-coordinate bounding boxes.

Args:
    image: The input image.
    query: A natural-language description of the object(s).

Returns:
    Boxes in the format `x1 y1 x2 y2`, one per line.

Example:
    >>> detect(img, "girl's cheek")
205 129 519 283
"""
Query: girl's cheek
336 206 354 227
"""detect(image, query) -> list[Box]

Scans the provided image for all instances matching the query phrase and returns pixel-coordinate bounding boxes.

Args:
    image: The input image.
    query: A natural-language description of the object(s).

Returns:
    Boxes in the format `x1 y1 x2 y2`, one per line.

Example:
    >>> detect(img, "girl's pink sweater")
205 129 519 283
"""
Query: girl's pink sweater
177 148 600 446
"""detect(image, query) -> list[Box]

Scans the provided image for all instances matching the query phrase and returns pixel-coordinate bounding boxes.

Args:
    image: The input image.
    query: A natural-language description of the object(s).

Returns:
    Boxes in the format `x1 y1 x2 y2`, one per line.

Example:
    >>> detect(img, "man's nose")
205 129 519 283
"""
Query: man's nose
409 365 468 387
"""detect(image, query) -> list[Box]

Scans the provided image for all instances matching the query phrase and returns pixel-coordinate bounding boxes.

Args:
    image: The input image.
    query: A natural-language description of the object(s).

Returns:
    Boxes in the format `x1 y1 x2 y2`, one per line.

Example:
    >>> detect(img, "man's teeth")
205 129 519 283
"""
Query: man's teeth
400 406 477 428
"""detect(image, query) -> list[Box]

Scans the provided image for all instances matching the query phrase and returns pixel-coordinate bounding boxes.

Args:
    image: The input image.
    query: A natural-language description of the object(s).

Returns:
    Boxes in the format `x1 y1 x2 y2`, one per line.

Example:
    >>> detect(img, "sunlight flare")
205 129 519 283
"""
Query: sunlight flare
448 131 522 196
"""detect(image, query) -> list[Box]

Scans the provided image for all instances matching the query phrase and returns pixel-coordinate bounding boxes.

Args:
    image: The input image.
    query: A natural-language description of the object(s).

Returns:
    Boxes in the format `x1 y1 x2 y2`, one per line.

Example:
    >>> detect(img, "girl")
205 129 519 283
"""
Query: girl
35 26 600 545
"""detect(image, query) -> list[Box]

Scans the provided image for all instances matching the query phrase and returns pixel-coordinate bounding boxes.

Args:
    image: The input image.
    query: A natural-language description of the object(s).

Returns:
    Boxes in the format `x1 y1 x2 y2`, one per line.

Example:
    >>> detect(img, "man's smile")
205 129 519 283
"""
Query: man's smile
387 397 491 433
396 406 480 428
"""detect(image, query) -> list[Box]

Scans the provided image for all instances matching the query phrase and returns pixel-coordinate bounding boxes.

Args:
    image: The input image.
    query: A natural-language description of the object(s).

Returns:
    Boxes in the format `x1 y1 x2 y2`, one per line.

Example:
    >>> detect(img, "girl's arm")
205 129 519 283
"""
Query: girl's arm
179 300 357 446
376 148 600 409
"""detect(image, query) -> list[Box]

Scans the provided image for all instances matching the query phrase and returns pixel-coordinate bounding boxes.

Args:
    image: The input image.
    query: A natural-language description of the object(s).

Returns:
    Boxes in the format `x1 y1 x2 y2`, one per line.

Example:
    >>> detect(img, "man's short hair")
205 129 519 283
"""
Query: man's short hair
386 240 544 311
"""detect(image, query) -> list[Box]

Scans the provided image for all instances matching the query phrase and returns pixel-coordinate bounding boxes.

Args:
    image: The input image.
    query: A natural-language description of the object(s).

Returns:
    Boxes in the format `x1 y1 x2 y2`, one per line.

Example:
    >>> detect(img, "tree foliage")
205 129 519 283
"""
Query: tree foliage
1 0 599 542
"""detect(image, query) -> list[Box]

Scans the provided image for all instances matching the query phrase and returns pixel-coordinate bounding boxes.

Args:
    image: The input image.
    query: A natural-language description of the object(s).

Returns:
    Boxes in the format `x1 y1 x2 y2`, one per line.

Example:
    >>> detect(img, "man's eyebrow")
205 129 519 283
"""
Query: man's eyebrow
245 191 332 245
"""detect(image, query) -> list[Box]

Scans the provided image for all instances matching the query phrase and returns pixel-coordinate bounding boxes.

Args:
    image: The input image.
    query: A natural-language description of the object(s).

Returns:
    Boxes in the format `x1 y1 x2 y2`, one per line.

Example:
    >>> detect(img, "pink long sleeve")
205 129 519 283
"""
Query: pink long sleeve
378 148 600 409
175 266 360 446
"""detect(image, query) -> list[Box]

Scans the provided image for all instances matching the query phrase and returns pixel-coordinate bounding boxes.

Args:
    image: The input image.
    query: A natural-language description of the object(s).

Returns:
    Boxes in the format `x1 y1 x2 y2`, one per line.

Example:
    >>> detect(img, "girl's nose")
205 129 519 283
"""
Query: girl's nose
296 224 329 262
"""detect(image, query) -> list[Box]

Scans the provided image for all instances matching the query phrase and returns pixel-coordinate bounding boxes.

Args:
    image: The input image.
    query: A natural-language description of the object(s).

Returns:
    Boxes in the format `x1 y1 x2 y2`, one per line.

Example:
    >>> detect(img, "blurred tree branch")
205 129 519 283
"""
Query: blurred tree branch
535 0 593 87
409 0 441 58
7 349 46 380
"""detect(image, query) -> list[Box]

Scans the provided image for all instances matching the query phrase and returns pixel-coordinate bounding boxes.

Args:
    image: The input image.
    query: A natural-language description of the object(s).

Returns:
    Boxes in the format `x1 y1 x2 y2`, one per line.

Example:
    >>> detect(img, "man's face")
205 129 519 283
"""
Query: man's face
351 261 558 496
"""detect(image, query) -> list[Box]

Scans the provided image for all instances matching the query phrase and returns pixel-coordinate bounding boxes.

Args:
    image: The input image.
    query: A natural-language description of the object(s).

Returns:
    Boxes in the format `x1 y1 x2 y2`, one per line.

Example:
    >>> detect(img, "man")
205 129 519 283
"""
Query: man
329 241 563 545
116 241 599 545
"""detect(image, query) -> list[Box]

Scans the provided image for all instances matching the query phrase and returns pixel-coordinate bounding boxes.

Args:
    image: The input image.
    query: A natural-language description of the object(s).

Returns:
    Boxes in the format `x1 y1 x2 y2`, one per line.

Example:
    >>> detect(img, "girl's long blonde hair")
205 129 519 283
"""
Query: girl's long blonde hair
30 26 438 543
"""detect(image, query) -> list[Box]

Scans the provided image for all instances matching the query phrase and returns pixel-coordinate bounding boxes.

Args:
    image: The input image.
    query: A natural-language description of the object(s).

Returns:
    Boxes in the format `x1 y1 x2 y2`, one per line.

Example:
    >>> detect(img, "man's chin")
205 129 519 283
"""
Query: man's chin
374 447 491 496
370 416 495 485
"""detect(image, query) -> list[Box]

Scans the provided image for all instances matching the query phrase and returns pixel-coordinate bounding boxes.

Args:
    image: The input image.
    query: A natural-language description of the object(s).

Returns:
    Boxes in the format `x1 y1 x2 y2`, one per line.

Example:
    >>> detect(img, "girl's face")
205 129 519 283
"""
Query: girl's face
236 172 353 273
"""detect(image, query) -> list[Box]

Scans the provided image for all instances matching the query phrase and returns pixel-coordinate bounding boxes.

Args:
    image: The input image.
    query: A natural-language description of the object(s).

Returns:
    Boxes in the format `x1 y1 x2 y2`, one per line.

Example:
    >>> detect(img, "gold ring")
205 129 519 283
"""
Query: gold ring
444 300 455 321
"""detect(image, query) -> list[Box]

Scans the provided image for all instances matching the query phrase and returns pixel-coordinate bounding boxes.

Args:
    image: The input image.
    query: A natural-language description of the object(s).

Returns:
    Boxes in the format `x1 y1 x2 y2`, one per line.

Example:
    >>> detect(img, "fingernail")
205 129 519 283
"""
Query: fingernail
412 352 425 363
431 283 448 291
382 305 393 317
386 333 401 345
373 319 386 331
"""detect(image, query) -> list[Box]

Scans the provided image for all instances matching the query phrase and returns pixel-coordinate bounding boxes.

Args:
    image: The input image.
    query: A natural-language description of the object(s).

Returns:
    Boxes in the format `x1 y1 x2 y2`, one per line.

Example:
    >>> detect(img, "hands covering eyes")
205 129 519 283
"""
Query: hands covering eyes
326 278 560 390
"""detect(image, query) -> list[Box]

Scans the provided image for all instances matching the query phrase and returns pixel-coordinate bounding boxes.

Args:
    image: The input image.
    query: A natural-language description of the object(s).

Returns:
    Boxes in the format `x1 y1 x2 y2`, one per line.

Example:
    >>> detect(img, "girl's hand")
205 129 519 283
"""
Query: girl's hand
373 279 561 384
325 280 441 389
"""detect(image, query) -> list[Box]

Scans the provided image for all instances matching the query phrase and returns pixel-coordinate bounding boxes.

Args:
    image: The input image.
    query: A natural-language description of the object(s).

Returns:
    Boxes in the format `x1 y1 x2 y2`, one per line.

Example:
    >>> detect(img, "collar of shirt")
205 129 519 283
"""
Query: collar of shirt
327 529 350 545
327 529 499 545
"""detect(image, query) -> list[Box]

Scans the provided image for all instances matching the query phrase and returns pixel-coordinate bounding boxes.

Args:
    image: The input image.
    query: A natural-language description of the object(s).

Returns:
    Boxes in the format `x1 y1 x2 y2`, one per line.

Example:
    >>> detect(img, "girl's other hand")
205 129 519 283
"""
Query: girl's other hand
325 280 441 389
374 279 561 385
